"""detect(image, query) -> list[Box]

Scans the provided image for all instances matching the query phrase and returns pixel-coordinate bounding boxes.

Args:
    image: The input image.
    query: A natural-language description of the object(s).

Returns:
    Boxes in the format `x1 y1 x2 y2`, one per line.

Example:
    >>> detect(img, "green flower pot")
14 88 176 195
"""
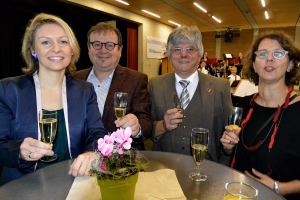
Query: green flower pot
97 172 139 200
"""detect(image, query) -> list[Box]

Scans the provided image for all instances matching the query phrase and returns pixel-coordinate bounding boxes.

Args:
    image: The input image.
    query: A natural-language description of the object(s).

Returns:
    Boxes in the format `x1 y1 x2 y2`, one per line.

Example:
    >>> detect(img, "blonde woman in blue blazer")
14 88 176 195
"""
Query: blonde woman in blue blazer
0 13 107 185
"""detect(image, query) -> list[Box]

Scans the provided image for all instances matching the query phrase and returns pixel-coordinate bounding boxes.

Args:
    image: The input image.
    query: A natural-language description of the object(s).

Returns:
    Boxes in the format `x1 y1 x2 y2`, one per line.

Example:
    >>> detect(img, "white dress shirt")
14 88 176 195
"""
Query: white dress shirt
175 70 199 100
86 67 115 117
228 74 241 93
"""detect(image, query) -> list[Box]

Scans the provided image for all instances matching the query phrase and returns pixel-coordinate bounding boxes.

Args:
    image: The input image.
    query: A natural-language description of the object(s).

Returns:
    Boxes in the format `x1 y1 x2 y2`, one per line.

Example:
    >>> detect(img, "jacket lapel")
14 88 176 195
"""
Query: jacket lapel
163 73 176 149
198 71 214 128
163 72 176 111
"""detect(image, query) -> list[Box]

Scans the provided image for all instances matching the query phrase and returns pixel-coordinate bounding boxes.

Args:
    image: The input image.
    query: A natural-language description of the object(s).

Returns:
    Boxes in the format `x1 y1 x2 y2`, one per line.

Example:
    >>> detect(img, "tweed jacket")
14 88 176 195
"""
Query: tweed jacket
75 65 153 149
149 71 232 165
0 75 107 185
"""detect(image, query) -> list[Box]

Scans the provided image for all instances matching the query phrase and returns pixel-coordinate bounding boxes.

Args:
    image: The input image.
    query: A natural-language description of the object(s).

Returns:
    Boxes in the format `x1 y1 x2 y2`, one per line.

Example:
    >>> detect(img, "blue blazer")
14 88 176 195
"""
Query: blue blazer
0 75 107 185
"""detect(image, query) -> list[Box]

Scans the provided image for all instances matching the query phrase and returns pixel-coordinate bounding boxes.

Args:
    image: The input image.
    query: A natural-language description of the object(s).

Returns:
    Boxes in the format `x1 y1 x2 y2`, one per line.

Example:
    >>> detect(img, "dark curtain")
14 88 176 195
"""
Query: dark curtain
0 0 123 79
126 22 138 71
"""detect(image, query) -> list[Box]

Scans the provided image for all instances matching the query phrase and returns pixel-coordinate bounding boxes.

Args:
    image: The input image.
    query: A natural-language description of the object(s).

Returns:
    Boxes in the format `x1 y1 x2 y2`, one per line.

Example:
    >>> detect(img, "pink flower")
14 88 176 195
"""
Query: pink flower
97 135 114 157
112 127 133 151
100 162 107 171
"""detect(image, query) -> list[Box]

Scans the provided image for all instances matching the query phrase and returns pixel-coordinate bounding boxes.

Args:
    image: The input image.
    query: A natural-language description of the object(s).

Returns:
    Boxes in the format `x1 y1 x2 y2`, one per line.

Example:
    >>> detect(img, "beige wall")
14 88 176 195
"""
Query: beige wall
66 0 174 80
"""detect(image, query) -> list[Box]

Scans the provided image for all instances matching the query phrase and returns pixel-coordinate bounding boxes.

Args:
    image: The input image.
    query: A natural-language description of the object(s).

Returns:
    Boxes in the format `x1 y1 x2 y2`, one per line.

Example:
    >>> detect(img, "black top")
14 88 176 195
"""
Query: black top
235 95 300 200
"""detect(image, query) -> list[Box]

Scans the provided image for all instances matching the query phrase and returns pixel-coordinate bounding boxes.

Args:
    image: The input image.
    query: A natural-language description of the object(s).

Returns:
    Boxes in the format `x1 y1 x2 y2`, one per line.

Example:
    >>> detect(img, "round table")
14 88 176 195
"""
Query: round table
0 151 285 200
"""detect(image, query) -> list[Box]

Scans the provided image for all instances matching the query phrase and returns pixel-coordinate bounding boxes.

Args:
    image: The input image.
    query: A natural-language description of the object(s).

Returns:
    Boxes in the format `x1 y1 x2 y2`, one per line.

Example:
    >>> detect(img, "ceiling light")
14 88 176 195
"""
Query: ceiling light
265 11 269 19
116 0 129 5
261 0 265 7
168 20 181 26
212 16 221 23
194 2 207 13
142 10 160 18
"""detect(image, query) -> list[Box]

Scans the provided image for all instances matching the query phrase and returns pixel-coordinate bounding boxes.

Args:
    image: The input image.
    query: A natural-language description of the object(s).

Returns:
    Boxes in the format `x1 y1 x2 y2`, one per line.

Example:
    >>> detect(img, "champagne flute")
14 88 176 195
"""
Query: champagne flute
173 92 182 125
39 110 58 162
190 128 209 181
228 106 243 132
114 92 128 121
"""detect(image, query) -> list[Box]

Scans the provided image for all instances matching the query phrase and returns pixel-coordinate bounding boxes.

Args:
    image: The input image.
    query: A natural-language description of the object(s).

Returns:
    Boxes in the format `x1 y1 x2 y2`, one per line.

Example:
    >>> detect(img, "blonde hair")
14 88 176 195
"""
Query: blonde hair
230 66 237 71
21 13 80 76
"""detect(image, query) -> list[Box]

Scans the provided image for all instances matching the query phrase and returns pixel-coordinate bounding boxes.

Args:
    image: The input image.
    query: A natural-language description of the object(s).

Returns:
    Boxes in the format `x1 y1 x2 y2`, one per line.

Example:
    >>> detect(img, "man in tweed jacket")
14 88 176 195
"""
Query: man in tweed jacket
75 23 153 150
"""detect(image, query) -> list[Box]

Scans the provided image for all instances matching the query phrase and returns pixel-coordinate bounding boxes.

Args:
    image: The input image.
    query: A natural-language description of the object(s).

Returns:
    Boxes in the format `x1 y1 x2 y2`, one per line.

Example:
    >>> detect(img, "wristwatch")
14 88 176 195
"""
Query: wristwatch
274 180 279 193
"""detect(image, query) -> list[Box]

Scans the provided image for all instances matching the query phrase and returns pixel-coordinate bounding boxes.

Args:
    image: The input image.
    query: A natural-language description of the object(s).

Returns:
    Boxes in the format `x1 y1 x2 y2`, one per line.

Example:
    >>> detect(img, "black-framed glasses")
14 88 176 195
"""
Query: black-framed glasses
170 47 199 55
254 50 289 59
89 41 119 51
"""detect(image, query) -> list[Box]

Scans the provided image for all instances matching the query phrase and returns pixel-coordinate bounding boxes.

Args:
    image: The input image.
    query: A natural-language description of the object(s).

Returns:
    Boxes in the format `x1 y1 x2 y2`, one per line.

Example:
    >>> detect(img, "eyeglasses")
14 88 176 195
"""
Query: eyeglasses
89 41 119 51
170 47 199 55
254 50 289 59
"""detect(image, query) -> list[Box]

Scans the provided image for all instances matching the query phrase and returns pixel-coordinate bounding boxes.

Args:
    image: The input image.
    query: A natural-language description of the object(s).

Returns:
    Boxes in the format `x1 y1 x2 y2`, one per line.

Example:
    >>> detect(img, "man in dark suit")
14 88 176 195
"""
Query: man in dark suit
75 23 153 150
149 25 232 165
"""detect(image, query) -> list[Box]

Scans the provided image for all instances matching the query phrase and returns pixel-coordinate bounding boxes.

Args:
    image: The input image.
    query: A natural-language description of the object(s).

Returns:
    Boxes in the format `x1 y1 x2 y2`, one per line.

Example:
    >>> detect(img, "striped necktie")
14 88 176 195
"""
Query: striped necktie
179 80 190 110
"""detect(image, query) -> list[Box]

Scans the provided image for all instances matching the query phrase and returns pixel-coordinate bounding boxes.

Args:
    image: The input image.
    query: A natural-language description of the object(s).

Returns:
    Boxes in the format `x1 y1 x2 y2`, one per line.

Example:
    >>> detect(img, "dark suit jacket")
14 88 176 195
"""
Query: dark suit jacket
149 71 232 165
75 65 153 149
0 75 107 185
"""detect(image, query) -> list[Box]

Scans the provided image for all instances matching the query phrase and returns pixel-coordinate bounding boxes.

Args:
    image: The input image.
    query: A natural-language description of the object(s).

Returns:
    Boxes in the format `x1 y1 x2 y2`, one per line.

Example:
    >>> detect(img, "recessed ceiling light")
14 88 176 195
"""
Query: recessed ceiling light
142 10 160 18
212 16 221 23
168 20 181 26
261 0 265 7
194 2 207 13
116 0 129 5
265 11 269 19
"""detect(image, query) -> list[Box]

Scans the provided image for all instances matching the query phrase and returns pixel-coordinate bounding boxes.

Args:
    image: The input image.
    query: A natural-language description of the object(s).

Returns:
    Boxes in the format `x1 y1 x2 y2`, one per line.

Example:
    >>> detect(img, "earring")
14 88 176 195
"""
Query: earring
32 52 38 59
71 52 74 57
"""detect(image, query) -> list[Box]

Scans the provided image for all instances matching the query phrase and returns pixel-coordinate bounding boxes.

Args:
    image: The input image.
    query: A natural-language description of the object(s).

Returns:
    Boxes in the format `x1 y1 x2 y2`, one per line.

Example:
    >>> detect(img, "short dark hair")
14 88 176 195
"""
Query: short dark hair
87 22 122 49
243 30 300 86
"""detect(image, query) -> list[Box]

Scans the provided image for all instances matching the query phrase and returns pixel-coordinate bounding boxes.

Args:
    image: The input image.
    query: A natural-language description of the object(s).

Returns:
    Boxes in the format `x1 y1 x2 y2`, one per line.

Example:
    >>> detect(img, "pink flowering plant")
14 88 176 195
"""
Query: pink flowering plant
90 127 147 180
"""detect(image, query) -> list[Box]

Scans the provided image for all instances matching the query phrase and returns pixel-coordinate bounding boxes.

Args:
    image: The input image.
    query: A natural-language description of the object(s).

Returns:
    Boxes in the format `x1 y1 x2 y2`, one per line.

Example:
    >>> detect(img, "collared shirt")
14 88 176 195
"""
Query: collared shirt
175 70 199 99
87 67 115 117
228 74 241 93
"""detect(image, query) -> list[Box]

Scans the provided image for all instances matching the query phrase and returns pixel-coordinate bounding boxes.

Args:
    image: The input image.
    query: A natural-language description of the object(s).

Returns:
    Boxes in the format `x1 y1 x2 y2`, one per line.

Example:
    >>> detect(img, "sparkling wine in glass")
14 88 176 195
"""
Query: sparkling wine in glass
173 92 182 125
190 128 209 181
114 92 128 121
228 106 243 132
39 110 58 162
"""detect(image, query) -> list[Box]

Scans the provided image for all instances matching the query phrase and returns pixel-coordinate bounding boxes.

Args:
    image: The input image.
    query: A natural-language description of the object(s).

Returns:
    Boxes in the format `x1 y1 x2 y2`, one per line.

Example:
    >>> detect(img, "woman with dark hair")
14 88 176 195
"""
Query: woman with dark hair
0 13 107 185
220 31 300 199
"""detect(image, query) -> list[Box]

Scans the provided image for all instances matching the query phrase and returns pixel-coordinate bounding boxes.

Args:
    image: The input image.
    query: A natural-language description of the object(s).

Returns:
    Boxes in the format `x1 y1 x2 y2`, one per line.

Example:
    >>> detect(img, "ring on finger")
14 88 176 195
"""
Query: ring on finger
29 152 32 158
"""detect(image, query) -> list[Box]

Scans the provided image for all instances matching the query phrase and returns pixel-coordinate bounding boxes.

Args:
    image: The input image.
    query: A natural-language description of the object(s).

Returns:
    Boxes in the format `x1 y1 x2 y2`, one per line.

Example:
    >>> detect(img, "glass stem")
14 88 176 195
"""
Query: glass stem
197 164 201 175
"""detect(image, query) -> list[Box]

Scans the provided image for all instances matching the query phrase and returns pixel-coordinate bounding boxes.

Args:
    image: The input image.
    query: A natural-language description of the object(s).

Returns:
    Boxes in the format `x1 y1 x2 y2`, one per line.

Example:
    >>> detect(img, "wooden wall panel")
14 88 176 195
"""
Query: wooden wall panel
200 27 296 60
221 29 253 59
201 31 216 59
259 27 296 41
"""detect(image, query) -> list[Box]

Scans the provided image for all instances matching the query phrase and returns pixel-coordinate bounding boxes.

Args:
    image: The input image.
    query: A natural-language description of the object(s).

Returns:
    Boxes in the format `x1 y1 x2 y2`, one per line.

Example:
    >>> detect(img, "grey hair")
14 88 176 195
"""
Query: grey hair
167 25 204 59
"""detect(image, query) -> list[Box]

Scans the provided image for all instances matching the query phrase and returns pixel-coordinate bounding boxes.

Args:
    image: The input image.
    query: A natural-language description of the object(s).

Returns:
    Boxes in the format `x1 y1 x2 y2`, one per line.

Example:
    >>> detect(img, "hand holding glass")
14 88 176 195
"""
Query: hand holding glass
39 110 57 162
190 128 209 181
173 93 182 125
114 92 128 121
224 182 258 200
228 106 243 132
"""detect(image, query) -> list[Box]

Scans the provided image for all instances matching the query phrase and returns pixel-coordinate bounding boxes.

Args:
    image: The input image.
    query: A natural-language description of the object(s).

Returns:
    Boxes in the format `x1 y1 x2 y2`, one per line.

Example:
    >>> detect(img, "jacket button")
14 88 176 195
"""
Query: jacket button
183 126 186 129
183 116 186 119
182 147 185 150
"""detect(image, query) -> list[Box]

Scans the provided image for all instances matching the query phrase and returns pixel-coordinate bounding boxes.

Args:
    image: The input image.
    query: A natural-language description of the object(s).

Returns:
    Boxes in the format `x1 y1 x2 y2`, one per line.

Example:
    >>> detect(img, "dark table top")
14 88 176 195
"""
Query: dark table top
0 151 285 200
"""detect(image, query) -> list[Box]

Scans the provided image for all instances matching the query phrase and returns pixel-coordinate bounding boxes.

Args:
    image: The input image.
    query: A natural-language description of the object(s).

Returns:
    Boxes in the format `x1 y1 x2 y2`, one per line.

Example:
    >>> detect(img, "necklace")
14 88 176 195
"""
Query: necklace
230 86 293 176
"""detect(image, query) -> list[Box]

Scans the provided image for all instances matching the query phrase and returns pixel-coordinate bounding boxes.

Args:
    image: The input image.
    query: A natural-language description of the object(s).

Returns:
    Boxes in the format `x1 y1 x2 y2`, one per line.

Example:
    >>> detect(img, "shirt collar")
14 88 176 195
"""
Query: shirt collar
175 70 199 87
87 66 115 83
